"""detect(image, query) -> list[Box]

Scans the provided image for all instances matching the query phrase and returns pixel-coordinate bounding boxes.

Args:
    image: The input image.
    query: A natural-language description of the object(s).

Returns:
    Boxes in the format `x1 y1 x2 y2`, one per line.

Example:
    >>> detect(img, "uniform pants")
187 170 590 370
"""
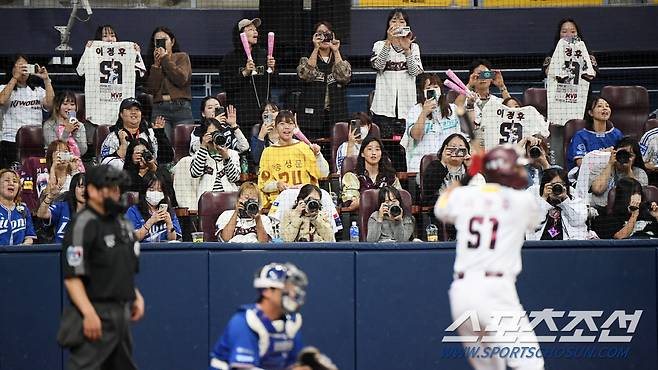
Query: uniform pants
449 275 545 370
67 302 137 370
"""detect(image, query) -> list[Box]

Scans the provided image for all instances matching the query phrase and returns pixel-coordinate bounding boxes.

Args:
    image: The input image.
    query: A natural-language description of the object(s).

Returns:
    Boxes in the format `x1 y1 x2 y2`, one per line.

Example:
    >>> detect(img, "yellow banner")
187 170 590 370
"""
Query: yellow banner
481 0 603 7
358 0 471 7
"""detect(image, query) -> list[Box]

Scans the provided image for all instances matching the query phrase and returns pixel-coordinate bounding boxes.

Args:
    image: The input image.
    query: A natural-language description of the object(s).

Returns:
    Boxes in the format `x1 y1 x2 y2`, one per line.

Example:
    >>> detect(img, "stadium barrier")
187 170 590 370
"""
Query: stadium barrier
1 240 656 370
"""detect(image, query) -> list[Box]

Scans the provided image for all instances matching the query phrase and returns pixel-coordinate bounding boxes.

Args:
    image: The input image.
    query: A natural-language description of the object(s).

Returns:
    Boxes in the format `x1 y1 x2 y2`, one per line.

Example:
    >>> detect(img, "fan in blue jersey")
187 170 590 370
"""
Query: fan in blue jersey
36 173 86 243
125 171 181 242
210 262 309 370
0 169 36 245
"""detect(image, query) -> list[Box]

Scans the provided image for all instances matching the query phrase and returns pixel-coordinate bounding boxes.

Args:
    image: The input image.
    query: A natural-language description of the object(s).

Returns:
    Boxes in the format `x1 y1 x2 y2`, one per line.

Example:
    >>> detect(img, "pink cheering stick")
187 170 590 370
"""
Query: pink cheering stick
267 32 275 74
446 69 469 91
444 80 468 96
293 128 312 146
240 32 257 76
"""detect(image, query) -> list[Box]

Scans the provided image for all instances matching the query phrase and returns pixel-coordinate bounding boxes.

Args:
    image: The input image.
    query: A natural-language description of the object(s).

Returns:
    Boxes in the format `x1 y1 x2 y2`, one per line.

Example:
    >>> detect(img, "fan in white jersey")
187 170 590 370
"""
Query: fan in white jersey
435 145 545 370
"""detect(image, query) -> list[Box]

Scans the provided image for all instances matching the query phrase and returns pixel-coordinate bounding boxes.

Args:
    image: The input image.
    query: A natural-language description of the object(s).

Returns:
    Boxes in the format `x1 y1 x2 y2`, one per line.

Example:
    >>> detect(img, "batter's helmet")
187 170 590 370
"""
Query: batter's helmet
482 145 528 189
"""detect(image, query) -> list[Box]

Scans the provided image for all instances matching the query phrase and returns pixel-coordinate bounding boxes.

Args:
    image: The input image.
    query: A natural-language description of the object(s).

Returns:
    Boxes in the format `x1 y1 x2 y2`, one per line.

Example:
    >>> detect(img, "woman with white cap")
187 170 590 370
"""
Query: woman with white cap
219 18 277 132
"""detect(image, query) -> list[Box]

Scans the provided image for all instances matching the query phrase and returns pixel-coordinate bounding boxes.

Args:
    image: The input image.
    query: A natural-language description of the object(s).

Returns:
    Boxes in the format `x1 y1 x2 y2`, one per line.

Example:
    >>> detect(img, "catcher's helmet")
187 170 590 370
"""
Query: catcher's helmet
254 262 308 313
482 145 528 190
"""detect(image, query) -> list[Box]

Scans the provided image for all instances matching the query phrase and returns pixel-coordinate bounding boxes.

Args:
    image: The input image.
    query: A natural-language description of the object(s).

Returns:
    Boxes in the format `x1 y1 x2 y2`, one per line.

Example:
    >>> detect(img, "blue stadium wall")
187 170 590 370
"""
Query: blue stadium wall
0 7 657 57
1 240 657 370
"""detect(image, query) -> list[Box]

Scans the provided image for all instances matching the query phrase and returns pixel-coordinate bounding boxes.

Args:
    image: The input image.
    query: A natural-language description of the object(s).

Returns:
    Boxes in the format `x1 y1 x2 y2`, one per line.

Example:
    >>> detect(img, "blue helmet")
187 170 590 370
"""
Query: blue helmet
254 262 308 313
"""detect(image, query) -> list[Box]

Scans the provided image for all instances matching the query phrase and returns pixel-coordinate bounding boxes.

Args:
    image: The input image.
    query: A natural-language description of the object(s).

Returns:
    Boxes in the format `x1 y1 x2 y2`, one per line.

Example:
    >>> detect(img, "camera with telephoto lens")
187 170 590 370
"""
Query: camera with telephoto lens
616 150 631 164
551 183 565 196
142 150 154 163
243 199 259 217
528 145 542 159
389 204 402 217
305 199 321 213
212 131 228 147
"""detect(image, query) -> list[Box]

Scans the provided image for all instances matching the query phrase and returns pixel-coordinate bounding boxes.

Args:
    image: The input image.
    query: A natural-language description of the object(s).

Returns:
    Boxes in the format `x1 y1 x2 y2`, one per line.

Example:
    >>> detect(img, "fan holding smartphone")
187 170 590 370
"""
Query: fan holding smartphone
335 113 373 174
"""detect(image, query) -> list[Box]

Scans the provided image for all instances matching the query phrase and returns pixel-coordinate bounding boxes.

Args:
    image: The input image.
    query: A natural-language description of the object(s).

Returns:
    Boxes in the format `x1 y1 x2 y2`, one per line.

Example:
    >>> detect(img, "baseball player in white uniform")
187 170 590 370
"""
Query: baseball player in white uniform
435 145 545 370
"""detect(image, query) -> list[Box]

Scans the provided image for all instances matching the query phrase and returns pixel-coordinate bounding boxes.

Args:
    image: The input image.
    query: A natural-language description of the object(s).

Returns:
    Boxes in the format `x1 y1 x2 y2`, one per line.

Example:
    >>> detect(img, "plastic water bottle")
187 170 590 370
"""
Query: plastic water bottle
349 221 359 242
426 224 438 242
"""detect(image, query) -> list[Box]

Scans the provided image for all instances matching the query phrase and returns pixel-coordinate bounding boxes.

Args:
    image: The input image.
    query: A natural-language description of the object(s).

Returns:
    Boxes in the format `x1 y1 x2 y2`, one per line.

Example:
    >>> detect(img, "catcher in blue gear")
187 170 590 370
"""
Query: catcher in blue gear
209 262 311 370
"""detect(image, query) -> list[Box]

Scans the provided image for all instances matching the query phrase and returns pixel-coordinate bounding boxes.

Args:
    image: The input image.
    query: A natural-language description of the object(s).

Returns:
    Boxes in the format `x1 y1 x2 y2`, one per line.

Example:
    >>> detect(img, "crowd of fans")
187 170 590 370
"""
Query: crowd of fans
0 10 656 246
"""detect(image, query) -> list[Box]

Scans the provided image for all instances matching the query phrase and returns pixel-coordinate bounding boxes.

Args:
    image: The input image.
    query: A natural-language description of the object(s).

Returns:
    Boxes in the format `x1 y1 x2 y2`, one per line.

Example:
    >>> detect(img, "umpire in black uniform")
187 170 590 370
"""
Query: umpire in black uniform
58 164 145 370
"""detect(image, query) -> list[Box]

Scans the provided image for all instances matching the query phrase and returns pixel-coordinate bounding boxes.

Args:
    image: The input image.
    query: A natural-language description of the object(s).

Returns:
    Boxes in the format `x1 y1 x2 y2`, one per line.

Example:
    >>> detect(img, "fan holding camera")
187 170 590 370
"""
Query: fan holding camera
367 186 415 243
403 73 466 173
122 138 176 203
518 136 551 188
0 55 55 169
190 118 241 201
281 184 335 242
370 9 423 137
589 137 648 208
464 59 511 129
526 168 589 240
296 21 351 139
190 97 249 155
216 182 274 243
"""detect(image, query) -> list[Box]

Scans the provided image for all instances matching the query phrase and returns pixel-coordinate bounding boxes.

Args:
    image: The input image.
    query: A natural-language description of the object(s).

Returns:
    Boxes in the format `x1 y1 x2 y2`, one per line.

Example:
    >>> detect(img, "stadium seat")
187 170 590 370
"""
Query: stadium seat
137 93 153 123
523 88 547 117
198 191 239 242
94 125 112 158
562 119 588 164
340 156 358 178
125 191 139 206
358 188 413 242
645 119 658 132
601 86 649 139
16 125 45 160
74 92 86 123
331 121 381 173
419 154 438 206
173 123 199 162
216 92 227 107
18 156 48 212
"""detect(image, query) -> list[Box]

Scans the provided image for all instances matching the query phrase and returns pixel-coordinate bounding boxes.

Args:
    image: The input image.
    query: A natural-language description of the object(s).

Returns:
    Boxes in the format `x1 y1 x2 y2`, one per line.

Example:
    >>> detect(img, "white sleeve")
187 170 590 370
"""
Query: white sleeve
259 215 275 238
189 133 201 155
76 43 94 76
215 210 234 236
434 187 463 224
406 104 422 135
524 192 544 232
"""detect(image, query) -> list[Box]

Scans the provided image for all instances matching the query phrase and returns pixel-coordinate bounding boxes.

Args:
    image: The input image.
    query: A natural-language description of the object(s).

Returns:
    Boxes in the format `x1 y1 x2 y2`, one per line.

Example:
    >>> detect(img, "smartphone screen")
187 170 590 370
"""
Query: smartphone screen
155 38 166 49
479 70 495 80
425 89 437 100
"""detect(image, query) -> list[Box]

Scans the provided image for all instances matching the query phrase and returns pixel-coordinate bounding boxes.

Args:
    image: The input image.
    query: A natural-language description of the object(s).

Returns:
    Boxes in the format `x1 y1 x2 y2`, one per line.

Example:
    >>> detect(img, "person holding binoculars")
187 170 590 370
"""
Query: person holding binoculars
367 186 414 242
216 182 273 243
589 136 648 208
526 168 588 240
190 118 241 201
280 184 335 242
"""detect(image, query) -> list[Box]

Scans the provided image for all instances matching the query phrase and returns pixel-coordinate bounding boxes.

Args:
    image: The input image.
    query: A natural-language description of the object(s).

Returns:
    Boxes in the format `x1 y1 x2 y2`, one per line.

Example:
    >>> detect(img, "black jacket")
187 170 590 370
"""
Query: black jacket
219 45 278 130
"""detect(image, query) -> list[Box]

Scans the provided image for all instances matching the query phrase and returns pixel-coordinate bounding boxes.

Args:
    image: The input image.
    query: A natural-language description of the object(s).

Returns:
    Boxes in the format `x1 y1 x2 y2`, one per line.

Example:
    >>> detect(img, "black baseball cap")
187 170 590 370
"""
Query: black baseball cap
86 165 130 189
119 97 142 111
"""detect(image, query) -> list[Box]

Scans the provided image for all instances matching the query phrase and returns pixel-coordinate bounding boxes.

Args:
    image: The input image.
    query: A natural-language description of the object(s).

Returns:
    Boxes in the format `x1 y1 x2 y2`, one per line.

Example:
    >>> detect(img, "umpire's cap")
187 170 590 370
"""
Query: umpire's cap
86 165 130 189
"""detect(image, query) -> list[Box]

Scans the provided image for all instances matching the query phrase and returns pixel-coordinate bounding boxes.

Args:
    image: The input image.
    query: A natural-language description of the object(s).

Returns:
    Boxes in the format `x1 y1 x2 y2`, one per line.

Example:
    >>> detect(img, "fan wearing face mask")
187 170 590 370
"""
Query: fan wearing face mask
125 171 181 242
401 73 467 173
335 112 373 174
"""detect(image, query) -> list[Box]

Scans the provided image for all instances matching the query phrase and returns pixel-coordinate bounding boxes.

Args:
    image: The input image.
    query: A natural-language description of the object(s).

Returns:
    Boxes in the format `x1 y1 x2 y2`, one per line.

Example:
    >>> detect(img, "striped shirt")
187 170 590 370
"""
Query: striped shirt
190 146 240 194
640 127 658 165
